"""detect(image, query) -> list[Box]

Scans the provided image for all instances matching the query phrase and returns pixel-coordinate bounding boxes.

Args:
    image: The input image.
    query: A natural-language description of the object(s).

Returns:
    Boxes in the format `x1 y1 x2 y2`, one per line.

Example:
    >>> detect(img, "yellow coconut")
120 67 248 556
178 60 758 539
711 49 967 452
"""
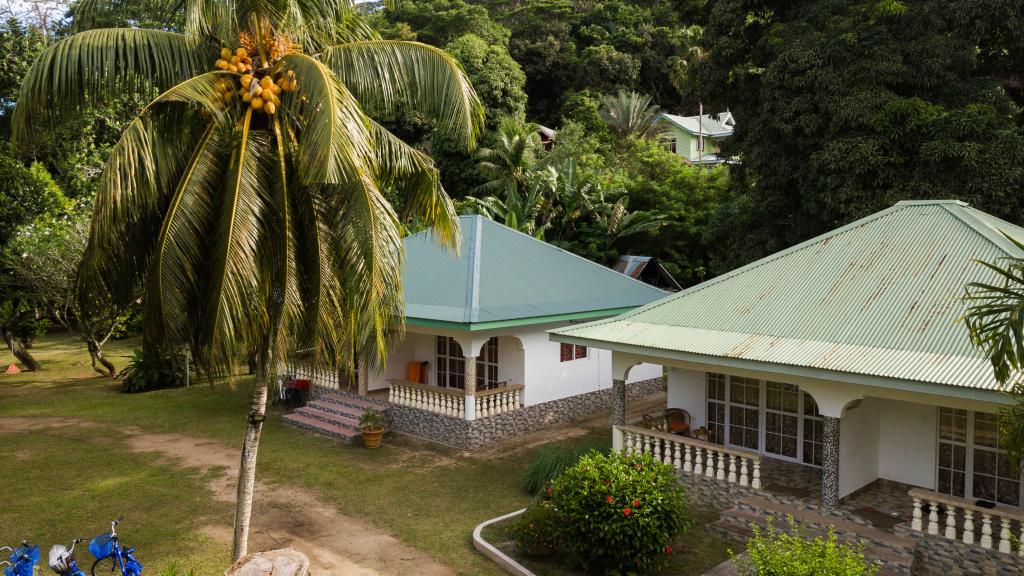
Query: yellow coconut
264 102 276 115
236 48 247 58
270 83 281 95
220 48 232 59
240 74 254 88
242 92 253 103
260 76 274 88
251 97 264 110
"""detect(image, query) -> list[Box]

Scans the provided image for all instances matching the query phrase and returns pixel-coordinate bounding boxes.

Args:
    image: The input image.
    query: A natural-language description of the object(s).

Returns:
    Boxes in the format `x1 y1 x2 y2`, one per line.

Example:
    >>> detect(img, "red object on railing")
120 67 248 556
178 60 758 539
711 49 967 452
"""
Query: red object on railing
290 378 310 391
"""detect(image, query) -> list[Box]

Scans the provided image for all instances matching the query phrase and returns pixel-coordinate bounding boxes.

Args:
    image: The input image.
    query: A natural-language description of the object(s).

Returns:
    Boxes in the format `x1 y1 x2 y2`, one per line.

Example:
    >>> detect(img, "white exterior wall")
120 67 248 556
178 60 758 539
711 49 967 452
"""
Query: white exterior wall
838 398 880 498
667 368 707 429
877 399 937 489
521 322 661 406
366 322 661 405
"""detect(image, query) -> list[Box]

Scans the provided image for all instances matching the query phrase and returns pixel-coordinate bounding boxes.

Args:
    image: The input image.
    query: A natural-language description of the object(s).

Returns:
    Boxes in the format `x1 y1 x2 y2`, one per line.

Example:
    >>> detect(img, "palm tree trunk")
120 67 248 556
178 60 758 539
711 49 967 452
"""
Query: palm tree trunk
232 348 271 561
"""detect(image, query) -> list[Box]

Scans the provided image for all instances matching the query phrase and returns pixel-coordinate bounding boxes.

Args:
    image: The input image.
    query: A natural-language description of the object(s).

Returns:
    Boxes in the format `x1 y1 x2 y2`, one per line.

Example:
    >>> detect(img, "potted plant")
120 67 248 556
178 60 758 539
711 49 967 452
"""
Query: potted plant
359 409 385 449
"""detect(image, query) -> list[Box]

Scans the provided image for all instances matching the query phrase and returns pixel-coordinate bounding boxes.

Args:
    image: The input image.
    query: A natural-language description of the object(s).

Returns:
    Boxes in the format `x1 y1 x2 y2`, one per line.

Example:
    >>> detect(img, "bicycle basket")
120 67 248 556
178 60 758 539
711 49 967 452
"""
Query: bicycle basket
89 534 114 560
47 545 70 572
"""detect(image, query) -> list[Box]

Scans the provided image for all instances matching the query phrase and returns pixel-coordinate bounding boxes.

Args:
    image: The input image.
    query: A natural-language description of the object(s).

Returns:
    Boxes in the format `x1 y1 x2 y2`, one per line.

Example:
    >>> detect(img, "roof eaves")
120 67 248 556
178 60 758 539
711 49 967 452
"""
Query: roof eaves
548 329 1012 405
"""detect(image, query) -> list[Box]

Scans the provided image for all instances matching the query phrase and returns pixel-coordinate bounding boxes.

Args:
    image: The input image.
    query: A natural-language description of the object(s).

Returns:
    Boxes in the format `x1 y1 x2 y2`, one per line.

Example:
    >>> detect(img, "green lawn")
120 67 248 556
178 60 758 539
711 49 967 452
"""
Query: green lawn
0 333 732 575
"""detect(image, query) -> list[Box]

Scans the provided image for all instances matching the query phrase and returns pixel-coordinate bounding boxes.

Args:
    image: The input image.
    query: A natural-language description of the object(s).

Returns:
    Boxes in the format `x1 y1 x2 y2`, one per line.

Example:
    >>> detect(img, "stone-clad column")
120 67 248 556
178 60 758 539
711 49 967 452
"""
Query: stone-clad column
463 355 478 421
821 415 840 511
611 378 626 426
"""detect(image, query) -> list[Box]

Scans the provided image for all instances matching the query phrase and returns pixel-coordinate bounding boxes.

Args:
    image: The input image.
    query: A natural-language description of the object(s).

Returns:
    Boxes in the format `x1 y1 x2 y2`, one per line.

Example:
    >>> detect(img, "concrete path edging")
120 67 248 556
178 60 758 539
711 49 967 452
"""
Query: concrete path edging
472 508 536 576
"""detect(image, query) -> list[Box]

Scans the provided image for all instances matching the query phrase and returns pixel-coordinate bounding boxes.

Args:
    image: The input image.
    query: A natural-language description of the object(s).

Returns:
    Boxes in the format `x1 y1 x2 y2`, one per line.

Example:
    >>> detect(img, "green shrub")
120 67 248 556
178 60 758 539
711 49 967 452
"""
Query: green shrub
735 517 880 576
520 435 610 495
511 500 563 557
550 450 689 575
118 348 188 393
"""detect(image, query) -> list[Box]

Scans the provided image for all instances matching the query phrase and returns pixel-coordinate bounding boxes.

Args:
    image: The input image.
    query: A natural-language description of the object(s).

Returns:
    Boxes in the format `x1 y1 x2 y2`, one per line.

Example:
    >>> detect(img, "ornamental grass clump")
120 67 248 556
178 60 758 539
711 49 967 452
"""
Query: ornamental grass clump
734 517 880 576
549 450 689 575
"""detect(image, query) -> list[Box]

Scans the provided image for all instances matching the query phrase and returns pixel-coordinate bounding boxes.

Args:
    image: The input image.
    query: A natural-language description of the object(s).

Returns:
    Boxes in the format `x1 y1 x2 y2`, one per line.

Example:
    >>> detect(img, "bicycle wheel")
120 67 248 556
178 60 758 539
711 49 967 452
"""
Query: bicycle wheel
92 556 120 575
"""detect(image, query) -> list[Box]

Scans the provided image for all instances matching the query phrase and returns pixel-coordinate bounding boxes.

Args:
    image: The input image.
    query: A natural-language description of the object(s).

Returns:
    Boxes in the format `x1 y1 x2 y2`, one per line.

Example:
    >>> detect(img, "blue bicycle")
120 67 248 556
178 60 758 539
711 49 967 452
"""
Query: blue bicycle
88 520 142 576
47 537 87 576
1 541 39 576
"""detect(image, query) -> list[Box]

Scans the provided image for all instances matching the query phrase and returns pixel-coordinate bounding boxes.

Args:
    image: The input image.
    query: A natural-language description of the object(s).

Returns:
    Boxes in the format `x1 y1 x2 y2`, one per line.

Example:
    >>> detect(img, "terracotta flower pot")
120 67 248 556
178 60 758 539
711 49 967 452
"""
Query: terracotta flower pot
362 427 384 449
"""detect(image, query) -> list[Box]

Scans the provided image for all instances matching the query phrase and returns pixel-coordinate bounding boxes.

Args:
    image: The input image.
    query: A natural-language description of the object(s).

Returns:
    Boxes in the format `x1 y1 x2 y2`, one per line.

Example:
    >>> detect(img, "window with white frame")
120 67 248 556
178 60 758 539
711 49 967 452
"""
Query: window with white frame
435 336 501 391
704 372 823 466
435 336 465 389
477 337 500 390
938 408 1021 506
706 373 726 445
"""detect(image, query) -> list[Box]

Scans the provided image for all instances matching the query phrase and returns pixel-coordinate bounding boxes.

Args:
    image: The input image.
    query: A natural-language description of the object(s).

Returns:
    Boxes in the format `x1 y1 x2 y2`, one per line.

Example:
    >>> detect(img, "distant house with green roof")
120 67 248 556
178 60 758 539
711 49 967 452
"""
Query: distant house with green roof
286 215 665 448
550 201 1024 564
656 111 734 165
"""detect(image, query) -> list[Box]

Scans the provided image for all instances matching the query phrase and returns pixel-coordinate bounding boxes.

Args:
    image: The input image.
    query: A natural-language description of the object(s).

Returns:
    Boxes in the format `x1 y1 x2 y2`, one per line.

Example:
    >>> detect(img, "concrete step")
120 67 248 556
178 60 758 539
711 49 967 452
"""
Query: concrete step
293 406 361 430
315 390 390 413
282 413 362 442
715 495 917 576
305 400 366 421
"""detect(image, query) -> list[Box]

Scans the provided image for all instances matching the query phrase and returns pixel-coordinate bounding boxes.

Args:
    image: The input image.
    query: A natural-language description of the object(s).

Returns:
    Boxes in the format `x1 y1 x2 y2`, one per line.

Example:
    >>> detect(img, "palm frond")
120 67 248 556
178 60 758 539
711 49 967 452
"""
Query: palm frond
327 171 404 372
195 109 274 373
368 120 459 250
321 40 484 150
144 124 230 345
277 52 374 186
12 28 213 144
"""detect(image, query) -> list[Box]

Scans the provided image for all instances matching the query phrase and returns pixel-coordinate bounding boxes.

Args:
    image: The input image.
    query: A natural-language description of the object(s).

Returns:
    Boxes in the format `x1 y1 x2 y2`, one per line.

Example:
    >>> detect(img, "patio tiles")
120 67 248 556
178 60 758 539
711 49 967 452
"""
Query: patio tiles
755 457 915 531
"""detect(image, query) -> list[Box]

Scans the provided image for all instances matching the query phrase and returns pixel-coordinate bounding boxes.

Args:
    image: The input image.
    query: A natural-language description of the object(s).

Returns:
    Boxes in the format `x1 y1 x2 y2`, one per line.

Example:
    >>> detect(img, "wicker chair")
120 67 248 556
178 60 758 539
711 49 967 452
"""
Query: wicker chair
664 408 691 436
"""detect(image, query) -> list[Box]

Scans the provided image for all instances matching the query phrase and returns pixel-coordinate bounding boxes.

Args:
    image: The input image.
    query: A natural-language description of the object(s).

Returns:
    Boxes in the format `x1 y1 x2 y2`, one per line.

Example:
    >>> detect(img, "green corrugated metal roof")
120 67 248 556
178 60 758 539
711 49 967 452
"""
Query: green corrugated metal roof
551 200 1024 393
402 215 666 326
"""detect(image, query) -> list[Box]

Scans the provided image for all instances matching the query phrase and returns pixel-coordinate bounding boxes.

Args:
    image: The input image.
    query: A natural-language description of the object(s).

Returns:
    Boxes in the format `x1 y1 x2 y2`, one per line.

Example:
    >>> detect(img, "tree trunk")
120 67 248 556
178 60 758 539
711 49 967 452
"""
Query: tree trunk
232 351 270 561
87 339 115 377
3 305 40 371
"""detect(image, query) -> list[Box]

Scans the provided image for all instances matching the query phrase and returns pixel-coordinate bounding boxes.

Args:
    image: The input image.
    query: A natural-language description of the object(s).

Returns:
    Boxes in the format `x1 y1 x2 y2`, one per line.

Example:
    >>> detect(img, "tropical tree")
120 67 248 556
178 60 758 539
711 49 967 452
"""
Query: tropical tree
463 166 557 238
962 243 1024 468
593 194 666 254
12 0 483 560
5 213 128 377
474 116 541 198
600 90 661 143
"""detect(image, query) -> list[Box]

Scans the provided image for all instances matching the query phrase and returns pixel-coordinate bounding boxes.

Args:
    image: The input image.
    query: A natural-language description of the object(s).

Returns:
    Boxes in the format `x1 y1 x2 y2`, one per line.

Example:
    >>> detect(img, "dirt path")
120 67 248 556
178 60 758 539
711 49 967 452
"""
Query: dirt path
0 417 454 576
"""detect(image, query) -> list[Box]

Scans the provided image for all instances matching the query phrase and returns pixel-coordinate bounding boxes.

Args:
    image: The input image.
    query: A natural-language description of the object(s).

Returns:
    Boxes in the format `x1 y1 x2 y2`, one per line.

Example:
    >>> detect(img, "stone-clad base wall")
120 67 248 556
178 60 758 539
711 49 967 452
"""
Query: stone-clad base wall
894 524 1024 575
679 473 758 512
387 378 665 449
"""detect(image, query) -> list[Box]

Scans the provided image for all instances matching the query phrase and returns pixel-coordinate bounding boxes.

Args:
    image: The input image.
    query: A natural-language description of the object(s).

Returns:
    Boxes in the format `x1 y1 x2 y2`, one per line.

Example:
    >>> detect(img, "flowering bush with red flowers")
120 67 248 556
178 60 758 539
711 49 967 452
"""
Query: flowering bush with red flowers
548 451 689 575
510 500 564 557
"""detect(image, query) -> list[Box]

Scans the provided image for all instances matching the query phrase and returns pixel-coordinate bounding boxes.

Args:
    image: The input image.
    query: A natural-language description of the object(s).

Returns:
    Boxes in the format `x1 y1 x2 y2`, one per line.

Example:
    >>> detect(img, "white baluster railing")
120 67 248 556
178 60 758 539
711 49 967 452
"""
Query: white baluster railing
388 380 466 419
612 425 761 489
473 384 525 418
908 488 1024 556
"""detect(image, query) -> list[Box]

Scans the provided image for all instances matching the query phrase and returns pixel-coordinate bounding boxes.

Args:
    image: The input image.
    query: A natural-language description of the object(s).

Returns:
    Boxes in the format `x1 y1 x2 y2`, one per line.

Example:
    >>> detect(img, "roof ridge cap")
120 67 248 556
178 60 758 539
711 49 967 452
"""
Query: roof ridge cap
479 216 668 295
463 215 483 323
940 203 1024 258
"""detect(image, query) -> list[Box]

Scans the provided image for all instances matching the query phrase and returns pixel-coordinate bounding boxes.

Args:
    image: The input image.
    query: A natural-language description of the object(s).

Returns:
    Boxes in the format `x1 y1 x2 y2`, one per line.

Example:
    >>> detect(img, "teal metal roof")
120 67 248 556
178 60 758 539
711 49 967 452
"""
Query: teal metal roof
402 215 666 328
657 112 735 137
552 201 1024 393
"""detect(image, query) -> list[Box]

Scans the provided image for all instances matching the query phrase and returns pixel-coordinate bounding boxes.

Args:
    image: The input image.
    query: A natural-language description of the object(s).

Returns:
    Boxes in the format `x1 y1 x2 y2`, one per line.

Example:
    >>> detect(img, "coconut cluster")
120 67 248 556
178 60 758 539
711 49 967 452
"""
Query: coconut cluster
215 47 252 74
238 70 298 115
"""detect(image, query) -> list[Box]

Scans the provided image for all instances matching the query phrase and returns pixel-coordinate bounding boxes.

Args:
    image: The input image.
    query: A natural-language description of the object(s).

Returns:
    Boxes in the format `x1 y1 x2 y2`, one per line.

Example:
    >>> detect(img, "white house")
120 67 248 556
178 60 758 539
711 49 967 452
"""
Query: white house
550 200 1024 573
286 215 665 448
656 111 734 165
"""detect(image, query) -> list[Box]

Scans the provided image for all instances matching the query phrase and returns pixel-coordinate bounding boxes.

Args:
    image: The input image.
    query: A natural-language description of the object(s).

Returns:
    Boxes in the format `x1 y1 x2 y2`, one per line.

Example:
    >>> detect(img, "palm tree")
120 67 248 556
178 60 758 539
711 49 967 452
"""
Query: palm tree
594 194 666 253
962 242 1024 468
474 116 541 198
464 166 557 238
600 90 661 143
13 0 483 560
